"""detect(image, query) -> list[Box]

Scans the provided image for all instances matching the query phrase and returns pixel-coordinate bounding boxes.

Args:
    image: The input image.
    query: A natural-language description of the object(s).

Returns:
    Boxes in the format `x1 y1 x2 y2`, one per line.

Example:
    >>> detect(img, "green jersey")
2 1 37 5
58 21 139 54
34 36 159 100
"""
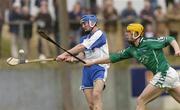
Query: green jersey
110 36 175 75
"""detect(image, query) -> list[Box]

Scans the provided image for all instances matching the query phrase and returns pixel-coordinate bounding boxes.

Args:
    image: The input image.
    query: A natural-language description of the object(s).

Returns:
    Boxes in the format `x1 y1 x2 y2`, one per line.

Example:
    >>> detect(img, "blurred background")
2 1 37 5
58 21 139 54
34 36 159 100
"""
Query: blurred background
0 0 179 110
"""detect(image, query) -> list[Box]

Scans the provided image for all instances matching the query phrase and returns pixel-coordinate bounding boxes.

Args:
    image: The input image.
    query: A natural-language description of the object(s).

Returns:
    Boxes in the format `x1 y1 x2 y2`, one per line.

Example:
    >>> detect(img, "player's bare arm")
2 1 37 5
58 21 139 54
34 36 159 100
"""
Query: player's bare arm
64 44 86 55
84 56 110 66
170 40 180 56
56 44 86 61
65 52 85 63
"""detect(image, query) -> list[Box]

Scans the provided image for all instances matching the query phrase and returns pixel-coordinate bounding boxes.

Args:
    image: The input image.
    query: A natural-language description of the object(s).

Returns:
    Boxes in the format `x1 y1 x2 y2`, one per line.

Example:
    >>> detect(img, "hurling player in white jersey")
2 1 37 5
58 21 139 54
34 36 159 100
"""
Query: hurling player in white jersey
56 15 109 110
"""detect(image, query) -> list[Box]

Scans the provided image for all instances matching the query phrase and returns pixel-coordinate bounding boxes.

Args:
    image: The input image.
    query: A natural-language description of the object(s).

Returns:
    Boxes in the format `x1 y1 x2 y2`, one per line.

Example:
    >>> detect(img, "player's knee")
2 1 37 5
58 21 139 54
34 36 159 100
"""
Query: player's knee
93 90 101 101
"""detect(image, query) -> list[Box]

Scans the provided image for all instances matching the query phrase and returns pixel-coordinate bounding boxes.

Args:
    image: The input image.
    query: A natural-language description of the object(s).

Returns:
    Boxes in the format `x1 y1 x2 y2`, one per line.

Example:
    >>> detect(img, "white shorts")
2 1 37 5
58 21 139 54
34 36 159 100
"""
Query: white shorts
150 67 180 89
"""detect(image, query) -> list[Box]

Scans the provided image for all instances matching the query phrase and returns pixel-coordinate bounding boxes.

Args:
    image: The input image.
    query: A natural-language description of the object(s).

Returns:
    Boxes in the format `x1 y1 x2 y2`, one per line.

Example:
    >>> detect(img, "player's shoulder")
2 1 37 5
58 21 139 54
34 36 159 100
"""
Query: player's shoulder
142 37 166 42
96 30 108 38
143 37 157 41
94 30 104 36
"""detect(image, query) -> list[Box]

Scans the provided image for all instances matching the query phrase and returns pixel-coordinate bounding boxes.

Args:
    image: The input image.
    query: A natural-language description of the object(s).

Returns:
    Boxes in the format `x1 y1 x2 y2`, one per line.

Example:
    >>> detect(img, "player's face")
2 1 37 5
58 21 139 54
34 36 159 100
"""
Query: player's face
81 22 91 32
125 31 134 43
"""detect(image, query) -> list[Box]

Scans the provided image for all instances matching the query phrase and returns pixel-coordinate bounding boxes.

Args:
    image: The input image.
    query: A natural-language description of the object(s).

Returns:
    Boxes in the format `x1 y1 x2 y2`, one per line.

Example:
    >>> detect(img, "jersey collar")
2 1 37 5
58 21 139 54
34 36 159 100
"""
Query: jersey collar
139 37 144 43
135 37 143 47
88 29 100 38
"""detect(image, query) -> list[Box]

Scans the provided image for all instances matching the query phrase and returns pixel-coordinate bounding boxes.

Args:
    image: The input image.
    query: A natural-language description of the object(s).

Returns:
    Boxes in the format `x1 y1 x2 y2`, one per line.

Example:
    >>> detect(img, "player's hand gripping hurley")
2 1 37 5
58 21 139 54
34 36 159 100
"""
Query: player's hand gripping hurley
38 30 86 64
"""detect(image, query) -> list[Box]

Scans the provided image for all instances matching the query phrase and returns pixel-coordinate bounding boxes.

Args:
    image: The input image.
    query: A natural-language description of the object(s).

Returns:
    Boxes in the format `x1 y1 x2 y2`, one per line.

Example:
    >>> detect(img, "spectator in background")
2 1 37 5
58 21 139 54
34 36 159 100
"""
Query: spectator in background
144 23 154 38
149 0 158 11
27 0 55 26
0 10 4 58
165 0 175 8
120 1 138 48
155 21 168 37
154 5 166 22
120 1 138 27
21 0 30 7
102 0 118 52
21 6 33 58
102 1 118 33
9 2 22 58
68 2 83 48
36 0 54 59
140 0 154 28
166 2 180 55
13 0 35 18
89 0 98 15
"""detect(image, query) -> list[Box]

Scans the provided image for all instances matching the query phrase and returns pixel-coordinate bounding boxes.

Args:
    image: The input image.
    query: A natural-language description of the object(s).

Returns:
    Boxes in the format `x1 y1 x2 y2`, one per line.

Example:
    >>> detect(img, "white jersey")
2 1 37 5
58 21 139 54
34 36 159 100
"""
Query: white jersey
80 30 109 68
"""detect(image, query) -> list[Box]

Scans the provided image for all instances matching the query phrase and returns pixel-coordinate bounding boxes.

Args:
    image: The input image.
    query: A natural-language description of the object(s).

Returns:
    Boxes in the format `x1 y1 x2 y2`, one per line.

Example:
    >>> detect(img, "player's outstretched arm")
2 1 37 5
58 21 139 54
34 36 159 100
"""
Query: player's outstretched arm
84 56 111 66
65 52 85 63
56 44 85 61
170 40 180 56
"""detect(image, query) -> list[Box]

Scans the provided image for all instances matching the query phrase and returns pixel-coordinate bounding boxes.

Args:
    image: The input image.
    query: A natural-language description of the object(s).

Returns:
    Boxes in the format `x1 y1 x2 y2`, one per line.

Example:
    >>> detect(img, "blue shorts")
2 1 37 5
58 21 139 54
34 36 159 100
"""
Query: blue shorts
81 64 108 90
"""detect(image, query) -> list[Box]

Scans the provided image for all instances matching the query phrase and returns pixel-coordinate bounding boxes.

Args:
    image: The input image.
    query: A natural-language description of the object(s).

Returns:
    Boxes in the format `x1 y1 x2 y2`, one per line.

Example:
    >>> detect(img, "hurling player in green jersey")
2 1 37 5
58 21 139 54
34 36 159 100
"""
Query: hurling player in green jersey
84 23 180 110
